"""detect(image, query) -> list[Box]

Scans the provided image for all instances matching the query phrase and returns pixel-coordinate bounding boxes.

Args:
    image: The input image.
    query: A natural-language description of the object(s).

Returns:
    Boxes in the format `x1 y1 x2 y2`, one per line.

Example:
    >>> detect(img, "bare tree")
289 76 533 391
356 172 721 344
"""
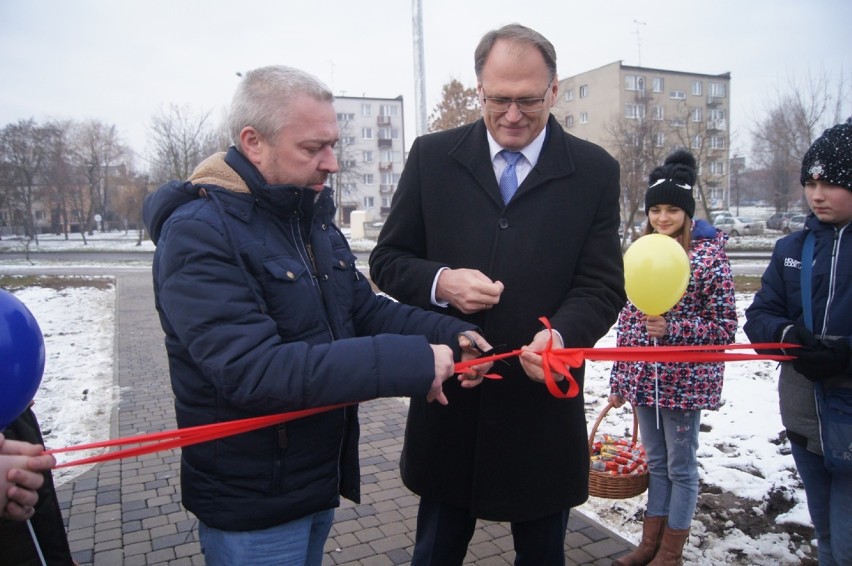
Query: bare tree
664 100 729 219
148 104 224 186
605 110 668 247
749 70 850 212
329 115 364 226
69 120 127 237
41 120 78 238
0 119 55 241
428 80 480 132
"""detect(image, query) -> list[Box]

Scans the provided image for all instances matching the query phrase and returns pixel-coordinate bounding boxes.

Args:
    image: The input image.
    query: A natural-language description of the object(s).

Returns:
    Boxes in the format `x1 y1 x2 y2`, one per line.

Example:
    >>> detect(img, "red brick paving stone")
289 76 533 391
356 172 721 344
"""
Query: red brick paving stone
49 270 638 565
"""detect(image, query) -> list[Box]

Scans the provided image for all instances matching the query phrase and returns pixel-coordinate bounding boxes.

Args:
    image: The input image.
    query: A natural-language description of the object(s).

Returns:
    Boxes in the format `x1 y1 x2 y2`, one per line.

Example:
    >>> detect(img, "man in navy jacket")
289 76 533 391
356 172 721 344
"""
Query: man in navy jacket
143 65 489 565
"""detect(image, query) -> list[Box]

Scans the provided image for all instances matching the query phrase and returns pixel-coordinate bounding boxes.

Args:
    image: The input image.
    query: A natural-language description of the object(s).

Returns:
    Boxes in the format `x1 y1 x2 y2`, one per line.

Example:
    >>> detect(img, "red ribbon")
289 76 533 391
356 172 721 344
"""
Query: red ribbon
45 318 794 468
454 317 795 400
47 403 350 469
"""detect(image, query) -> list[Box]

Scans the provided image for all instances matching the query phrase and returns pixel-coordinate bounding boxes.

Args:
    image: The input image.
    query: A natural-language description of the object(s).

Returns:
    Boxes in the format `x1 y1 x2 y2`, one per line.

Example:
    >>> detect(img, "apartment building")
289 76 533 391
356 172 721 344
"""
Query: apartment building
332 95 405 226
551 61 731 211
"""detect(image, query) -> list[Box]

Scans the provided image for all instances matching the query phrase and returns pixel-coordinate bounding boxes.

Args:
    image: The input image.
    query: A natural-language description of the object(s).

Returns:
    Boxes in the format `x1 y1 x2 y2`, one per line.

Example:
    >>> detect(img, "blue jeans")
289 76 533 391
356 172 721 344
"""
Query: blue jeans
198 508 335 566
791 441 852 565
636 406 701 530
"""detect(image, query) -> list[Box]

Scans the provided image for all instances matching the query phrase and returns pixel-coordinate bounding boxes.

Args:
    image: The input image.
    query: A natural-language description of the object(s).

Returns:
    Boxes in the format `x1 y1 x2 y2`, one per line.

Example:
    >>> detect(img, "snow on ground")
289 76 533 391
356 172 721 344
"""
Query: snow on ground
1 229 817 563
578 294 814 564
6 280 117 486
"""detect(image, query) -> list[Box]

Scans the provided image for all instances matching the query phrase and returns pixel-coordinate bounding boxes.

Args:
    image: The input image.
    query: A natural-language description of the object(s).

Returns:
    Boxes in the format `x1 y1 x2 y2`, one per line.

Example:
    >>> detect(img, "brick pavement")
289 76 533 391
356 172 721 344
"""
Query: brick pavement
54 270 634 565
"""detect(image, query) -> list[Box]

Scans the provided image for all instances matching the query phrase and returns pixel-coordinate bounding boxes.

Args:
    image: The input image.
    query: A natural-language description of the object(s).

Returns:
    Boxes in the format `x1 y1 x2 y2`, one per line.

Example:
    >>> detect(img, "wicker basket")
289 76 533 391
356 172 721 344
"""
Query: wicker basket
588 401 649 499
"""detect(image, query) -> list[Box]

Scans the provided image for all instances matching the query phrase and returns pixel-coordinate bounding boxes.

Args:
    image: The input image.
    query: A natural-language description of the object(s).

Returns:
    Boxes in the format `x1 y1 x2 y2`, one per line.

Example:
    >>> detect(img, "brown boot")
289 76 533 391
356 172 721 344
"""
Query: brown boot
612 514 667 566
647 526 690 566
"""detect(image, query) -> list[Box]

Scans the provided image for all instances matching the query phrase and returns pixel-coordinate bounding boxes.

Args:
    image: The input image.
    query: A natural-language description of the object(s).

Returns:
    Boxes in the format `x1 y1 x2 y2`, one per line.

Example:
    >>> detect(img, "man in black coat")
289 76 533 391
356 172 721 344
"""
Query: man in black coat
370 24 625 565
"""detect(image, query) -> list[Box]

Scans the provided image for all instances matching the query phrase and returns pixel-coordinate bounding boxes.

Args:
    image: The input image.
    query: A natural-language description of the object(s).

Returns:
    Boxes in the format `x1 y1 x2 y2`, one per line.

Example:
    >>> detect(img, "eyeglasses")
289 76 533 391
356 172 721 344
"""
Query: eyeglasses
480 84 552 114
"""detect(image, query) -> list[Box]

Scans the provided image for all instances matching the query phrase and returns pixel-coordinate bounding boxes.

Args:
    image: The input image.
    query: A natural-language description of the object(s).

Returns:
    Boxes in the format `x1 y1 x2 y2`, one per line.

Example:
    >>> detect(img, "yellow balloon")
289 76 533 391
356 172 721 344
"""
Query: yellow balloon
623 234 690 315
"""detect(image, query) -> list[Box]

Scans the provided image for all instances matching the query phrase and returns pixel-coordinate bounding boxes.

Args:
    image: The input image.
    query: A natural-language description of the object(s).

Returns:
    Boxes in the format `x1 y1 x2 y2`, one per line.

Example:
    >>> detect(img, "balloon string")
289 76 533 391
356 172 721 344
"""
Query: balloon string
654 336 660 429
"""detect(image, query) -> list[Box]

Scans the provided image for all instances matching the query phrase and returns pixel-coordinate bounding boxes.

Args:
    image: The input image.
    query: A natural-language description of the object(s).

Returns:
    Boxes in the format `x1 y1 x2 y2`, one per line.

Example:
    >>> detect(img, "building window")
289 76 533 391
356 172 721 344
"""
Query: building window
652 77 664 93
652 105 664 120
341 136 355 145
363 150 373 162
579 112 589 124
669 90 686 100
670 118 685 128
624 103 645 120
691 135 702 149
654 132 665 147
364 196 375 208
708 109 726 121
381 150 402 162
361 127 373 140
709 161 725 175
382 196 393 208
378 127 400 140
691 107 703 122
379 104 399 116
579 85 589 98
361 104 372 117
625 75 644 91
363 174 374 185
565 115 574 127
709 82 726 97
564 89 574 101
342 159 357 168
336 112 354 122
710 136 726 149
691 81 703 96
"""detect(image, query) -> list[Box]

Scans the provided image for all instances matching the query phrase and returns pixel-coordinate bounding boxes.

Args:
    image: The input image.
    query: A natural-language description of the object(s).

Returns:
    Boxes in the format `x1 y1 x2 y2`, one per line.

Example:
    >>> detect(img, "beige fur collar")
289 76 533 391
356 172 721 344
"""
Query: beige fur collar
189 152 250 193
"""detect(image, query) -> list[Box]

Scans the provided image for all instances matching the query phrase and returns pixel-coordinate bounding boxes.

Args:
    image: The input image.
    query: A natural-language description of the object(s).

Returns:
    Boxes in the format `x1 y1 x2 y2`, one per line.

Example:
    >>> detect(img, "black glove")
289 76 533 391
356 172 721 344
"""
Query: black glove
783 326 852 381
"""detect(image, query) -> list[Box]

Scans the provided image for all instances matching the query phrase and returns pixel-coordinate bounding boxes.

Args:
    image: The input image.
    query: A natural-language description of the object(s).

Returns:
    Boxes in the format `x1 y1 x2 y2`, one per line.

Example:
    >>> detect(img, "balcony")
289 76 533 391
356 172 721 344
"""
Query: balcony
379 162 393 172
377 115 392 126
377 138 393 148
379 184 395 194
707 95 723 106
706 119 727 131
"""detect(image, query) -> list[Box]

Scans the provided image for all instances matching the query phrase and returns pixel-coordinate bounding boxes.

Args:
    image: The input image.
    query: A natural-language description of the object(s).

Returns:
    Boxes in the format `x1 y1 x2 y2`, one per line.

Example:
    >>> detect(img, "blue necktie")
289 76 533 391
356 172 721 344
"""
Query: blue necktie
499 150 523 204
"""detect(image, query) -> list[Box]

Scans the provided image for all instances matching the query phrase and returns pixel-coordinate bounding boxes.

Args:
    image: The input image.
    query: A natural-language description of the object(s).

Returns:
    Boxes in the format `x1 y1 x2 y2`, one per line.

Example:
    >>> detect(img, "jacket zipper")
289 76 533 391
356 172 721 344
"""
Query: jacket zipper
820 225 844 336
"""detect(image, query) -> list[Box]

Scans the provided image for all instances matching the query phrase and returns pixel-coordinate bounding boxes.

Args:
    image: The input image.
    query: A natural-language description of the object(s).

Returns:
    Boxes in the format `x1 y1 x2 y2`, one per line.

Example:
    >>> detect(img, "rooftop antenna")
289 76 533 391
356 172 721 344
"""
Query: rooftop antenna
633 19 646 66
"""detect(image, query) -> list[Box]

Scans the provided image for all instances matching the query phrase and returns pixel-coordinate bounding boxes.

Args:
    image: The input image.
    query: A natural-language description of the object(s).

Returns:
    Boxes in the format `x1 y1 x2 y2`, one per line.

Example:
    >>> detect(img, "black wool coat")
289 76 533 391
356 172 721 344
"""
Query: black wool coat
370 116 626 522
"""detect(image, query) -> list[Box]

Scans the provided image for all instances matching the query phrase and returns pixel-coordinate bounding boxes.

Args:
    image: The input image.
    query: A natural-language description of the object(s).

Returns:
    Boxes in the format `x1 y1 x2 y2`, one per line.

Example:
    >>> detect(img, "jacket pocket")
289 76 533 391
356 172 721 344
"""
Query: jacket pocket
260 257 320 339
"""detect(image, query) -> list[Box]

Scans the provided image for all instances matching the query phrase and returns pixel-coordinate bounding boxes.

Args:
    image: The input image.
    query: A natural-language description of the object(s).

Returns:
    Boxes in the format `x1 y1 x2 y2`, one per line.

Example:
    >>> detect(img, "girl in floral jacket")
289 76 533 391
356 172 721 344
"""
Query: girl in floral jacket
609 151 737 566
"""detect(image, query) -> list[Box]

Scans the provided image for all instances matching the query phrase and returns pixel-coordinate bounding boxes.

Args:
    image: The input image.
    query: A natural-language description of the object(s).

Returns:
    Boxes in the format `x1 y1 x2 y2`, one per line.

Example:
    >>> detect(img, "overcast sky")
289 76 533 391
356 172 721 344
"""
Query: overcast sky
1 0 849 167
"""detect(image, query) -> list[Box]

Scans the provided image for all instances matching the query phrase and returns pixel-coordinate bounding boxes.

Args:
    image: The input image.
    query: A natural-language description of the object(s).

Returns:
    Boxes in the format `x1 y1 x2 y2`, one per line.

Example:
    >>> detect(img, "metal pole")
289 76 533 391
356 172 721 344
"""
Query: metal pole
412 0 427 137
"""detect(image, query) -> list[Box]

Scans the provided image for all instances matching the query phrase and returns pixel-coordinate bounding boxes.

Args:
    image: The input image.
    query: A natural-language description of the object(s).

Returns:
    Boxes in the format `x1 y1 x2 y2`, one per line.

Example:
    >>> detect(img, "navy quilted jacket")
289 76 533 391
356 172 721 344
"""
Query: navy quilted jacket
143 148 474 531
745 214 852 345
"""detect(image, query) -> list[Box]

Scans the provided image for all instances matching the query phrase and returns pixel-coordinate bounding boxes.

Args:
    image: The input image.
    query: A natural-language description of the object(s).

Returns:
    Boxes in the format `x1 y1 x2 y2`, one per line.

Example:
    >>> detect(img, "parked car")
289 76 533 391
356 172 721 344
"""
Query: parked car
715 216 765 236
765 211 798 231
709 210 734 224
785 214 807 233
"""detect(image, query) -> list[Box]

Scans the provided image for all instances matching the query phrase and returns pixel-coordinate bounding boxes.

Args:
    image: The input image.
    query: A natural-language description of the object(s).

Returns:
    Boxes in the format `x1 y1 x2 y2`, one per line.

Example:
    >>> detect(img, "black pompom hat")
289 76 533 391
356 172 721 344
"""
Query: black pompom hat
645 150 698 218
800 118 852 191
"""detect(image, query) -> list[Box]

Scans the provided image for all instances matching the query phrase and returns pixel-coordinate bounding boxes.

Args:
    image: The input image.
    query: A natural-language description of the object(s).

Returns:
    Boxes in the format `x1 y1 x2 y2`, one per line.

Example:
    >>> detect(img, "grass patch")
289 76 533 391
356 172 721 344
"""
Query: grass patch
0 275 114 292
734 275 762 293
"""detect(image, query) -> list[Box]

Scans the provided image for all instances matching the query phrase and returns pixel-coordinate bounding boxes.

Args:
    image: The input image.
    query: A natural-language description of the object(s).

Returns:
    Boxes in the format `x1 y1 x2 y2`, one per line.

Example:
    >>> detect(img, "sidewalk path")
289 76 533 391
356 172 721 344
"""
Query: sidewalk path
56 271 634 565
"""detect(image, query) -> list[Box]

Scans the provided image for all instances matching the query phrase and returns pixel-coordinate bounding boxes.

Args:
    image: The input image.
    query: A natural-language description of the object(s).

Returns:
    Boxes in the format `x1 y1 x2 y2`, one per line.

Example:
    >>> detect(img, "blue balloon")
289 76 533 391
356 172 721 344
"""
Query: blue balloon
0 289 45 430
